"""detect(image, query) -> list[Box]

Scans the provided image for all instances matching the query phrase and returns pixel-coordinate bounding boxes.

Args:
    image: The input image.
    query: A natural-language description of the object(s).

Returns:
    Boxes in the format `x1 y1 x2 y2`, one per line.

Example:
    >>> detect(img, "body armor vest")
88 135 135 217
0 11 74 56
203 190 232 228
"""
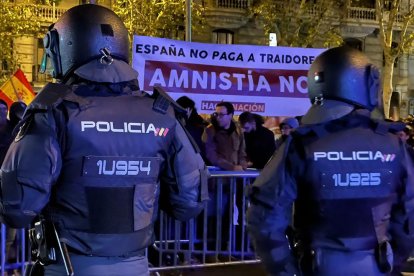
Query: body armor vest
47 85 177 257
294 114 404 250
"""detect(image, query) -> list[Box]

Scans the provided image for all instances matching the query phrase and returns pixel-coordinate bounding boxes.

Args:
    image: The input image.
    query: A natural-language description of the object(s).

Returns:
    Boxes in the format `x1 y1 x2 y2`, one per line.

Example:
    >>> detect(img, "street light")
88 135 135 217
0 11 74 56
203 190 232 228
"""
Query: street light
185 0 191 41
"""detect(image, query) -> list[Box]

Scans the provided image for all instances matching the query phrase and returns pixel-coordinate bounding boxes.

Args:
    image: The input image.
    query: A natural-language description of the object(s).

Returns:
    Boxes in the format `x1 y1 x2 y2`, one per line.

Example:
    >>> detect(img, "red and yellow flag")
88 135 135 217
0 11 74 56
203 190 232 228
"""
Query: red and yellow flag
0 69 36 107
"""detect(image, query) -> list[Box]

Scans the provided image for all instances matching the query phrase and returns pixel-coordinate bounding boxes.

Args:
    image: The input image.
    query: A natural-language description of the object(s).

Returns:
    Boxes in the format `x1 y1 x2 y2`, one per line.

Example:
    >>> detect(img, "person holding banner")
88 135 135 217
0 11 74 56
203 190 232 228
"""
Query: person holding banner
247 46 414 275
0 4 208 276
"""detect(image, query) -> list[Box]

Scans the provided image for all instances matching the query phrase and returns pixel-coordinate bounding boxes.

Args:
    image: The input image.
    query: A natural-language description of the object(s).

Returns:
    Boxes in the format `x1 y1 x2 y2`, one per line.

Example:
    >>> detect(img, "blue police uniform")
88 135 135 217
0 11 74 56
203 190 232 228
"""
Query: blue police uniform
248 110 414 276
1 59 206 275
0 60 207 276
0 5 208 275
247 47 414 276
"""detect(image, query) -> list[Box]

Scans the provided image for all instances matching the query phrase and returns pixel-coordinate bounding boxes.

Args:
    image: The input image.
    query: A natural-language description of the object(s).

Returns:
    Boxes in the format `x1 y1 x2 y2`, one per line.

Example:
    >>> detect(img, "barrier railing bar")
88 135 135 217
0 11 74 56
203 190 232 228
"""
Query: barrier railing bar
148 259 260 271
1 226 5 276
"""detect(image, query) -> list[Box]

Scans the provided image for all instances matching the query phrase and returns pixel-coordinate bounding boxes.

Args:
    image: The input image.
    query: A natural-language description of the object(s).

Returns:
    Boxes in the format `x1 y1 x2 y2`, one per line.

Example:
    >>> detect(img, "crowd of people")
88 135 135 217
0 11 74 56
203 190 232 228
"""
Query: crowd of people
177 96 299 172
178 94 414 175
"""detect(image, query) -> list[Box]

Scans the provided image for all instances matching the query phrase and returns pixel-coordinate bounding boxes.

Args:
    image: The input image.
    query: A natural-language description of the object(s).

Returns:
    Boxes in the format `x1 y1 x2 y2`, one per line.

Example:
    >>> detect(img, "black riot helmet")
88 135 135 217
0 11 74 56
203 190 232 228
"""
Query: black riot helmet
307 46 380 111
42 4 129 82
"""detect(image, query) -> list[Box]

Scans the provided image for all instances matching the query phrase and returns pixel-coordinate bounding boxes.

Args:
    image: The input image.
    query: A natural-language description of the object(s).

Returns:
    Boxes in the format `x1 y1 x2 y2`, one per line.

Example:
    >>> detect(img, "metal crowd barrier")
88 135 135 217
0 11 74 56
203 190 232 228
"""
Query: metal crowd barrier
148 168 261 273
0 169 261 275
0 227 27 276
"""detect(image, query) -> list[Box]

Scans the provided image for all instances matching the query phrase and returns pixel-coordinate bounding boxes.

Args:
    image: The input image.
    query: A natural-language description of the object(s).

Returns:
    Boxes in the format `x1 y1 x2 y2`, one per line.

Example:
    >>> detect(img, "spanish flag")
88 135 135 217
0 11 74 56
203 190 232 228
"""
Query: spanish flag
0 69 36 108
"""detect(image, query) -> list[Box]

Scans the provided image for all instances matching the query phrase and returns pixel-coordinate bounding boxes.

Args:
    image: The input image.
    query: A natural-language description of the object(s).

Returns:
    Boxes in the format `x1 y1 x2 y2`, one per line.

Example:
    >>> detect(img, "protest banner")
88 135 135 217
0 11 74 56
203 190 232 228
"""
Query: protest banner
132 35 325 116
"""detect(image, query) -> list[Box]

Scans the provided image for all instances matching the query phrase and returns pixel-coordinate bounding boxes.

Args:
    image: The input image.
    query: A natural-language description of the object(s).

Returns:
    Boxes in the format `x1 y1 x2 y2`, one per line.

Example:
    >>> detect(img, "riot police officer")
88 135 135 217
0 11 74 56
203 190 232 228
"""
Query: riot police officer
0 4 208 276
247 46 414 275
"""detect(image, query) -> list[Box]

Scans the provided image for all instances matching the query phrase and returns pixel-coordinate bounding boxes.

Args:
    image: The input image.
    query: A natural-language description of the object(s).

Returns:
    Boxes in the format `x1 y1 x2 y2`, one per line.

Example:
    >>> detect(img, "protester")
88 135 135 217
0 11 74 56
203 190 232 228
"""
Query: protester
0 100 12 164
2 101 27 276
176 96 208 161
9 102 26 129
238 111 275 169
396 123 414 147
201 101 247 260
275 117 299 150
202 101 247 171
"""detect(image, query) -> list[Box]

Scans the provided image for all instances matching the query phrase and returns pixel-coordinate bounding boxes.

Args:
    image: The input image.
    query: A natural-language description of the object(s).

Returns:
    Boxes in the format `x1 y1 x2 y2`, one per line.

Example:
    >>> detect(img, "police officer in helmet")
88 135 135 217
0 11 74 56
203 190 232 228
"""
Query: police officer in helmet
0 4 208 276
247 46 414 275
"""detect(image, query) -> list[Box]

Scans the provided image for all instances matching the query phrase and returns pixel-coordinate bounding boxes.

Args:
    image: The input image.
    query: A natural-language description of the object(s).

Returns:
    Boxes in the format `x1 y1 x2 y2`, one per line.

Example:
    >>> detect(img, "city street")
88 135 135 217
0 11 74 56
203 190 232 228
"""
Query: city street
152 263 267 276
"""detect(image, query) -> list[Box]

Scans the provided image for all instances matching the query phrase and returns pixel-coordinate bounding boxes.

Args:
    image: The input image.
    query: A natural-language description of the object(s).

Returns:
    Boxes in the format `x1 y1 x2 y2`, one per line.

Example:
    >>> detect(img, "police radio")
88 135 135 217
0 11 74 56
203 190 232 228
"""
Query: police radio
29 216 74 276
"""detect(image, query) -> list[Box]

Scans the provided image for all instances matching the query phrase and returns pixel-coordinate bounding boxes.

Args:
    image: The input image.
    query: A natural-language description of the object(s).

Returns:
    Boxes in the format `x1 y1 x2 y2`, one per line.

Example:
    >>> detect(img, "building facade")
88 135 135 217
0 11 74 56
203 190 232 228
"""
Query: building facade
9 0 414 117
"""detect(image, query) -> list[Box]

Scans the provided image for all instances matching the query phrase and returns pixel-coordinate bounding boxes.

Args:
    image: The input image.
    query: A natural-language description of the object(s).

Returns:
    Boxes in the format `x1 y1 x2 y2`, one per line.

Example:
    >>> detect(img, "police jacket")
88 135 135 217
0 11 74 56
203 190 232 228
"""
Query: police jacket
0 60 208 257
247 109 414 275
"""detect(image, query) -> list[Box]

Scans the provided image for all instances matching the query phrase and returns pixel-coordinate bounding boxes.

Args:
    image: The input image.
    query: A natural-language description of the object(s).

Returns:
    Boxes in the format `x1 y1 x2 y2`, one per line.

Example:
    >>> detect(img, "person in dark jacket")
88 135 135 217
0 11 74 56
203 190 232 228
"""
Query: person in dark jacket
0 100 12 164
9 101 27 130
275 116 299 150
0 5 208 276
176 96 208 161
247 46 414 276
238 111 275 169
0 101 27 164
